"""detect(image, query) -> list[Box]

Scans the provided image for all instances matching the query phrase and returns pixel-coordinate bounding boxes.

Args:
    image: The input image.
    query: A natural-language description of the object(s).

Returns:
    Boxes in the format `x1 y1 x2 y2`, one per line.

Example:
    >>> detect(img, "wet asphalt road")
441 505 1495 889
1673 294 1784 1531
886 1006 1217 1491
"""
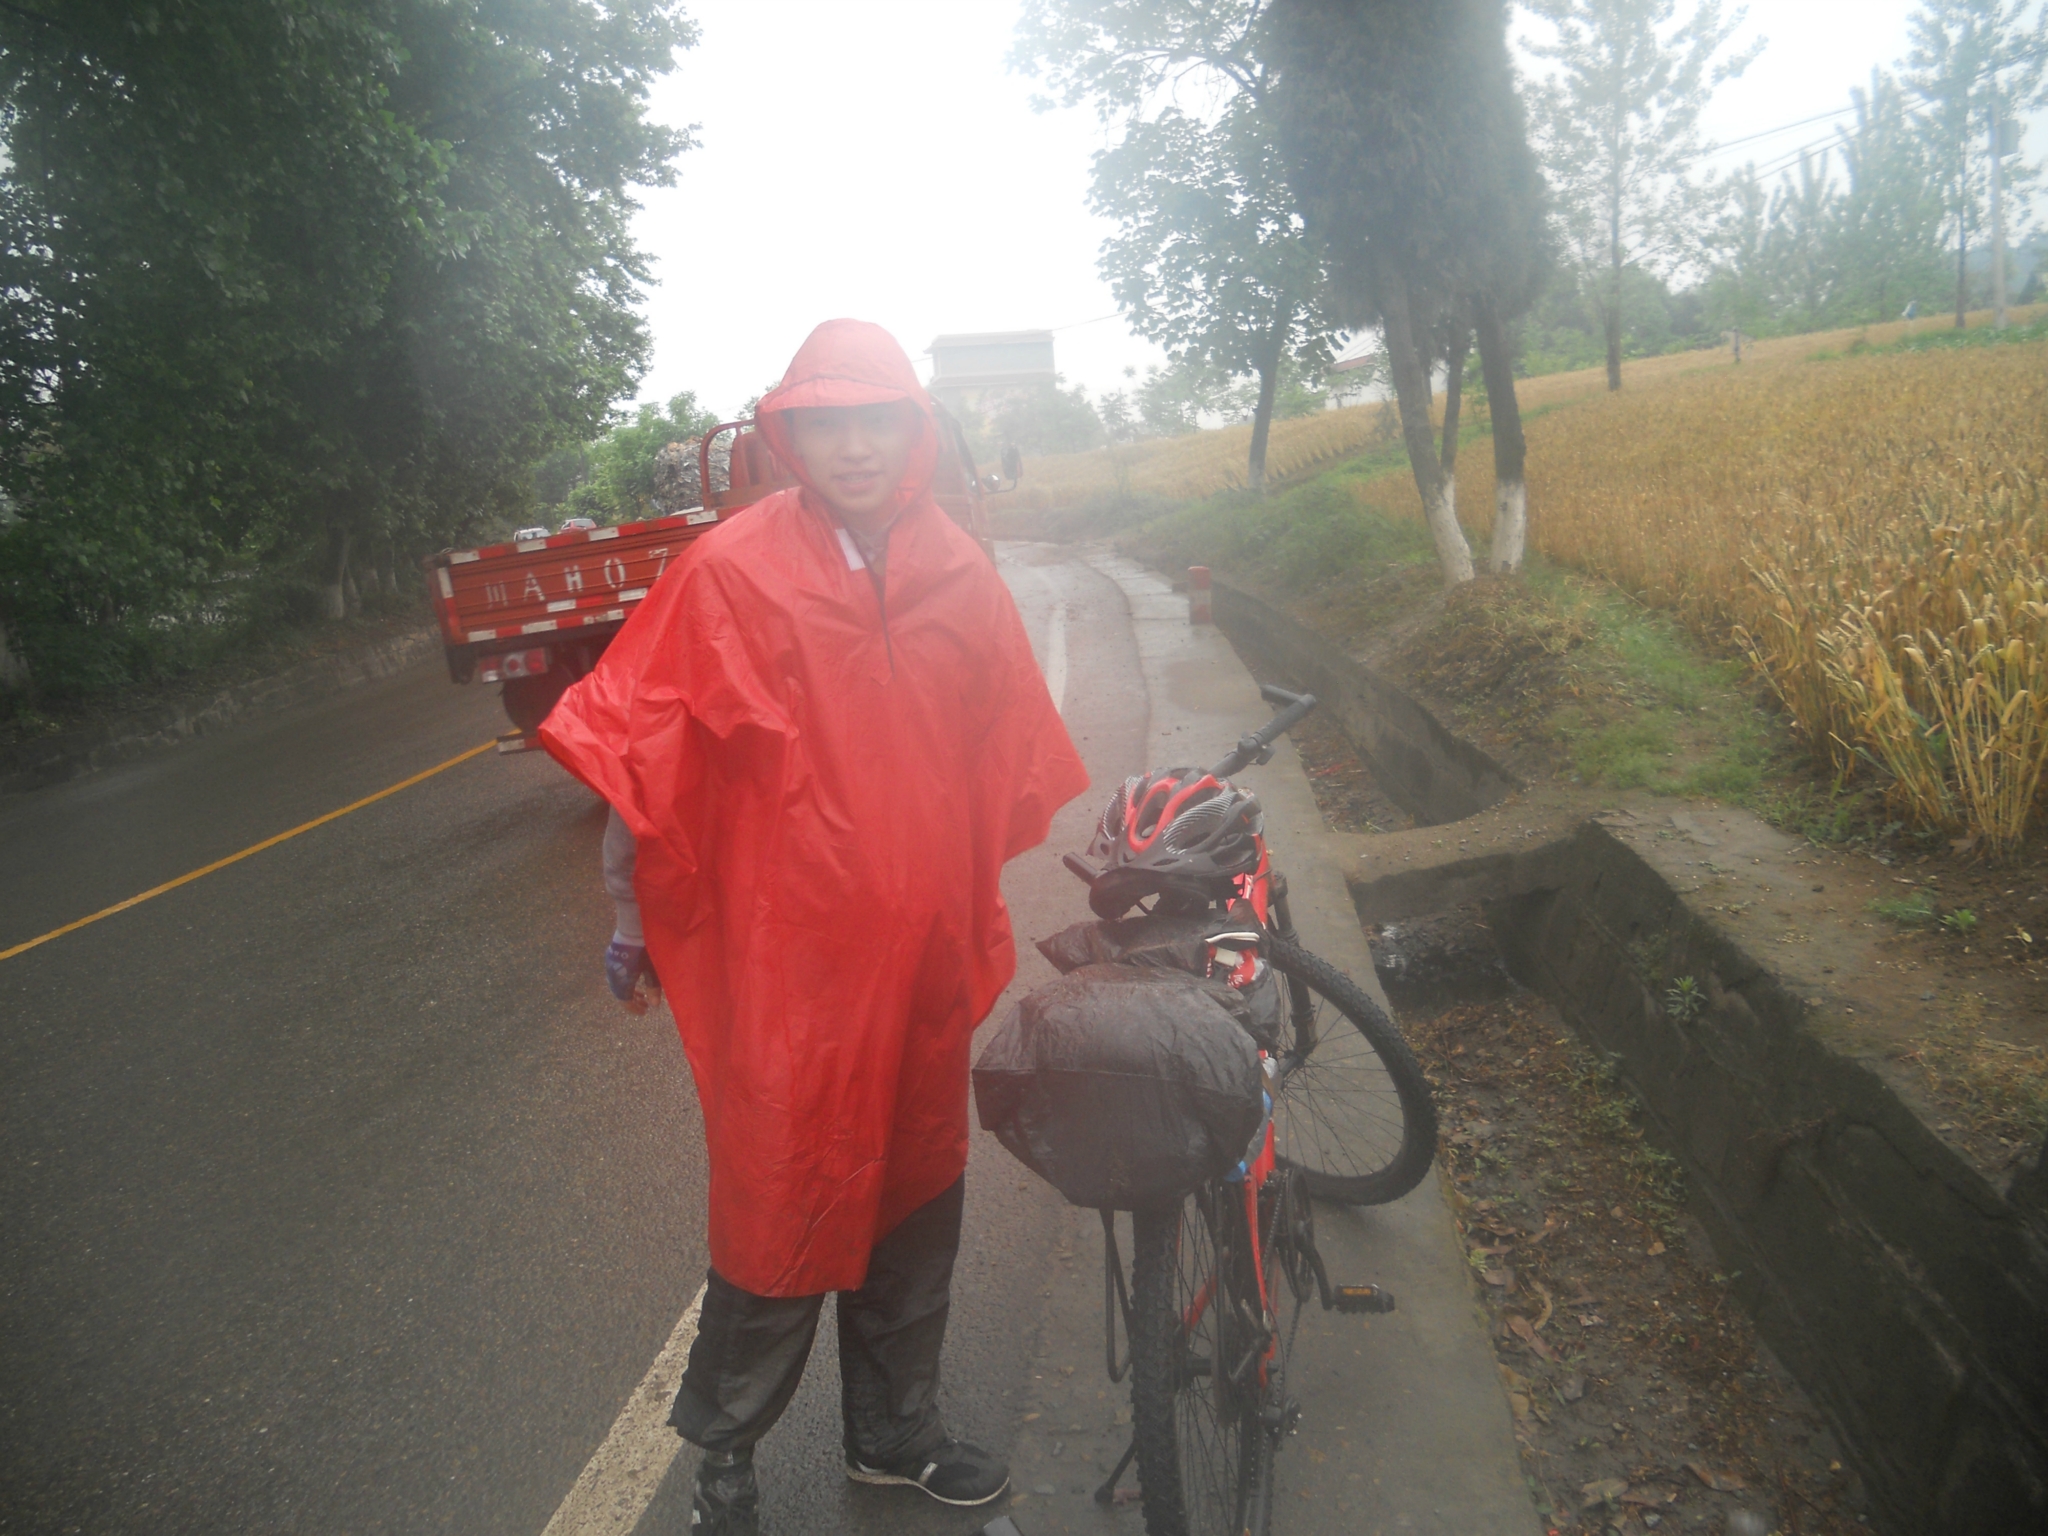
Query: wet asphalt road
0 546 1145 1536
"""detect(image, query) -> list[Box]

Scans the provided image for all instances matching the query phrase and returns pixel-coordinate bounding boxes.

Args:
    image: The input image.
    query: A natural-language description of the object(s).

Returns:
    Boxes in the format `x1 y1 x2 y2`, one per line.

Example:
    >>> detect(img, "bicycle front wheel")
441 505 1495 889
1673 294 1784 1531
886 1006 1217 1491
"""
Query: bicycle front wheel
1266 936 1438 1206
1127 1190 1264 1536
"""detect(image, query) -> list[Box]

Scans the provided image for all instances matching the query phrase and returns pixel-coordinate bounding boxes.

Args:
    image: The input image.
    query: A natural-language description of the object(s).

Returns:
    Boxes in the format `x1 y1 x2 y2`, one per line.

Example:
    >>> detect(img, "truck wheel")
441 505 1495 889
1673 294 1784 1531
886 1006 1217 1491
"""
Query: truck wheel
503 671 571 734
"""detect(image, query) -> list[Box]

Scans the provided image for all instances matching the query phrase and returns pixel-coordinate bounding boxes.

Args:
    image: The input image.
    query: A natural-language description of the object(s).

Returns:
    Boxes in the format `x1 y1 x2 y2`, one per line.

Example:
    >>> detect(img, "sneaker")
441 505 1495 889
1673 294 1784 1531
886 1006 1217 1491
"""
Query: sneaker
691 1448 760 1534
844 1439 1010 1507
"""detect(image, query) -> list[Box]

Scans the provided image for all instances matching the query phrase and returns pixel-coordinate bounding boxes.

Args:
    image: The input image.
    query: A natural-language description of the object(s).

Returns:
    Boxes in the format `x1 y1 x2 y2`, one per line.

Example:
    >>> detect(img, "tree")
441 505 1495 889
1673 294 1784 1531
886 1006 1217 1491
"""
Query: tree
1132 358 1229 438
566 392 719 524
1827 70 1955 322
0 0 693 694
1265 0 1550 579
1013 1 1337 493
1906 0 2048 328
965 378 1108 460
1088 99 1334 490
1526 0 1763 391
1698 165 1777 340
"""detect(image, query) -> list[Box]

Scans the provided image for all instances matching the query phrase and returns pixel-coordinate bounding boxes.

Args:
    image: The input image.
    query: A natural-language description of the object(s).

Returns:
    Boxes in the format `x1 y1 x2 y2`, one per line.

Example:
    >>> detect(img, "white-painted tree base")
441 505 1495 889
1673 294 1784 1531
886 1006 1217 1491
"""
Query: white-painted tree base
1424 481 1474 585
1490 479 1527 573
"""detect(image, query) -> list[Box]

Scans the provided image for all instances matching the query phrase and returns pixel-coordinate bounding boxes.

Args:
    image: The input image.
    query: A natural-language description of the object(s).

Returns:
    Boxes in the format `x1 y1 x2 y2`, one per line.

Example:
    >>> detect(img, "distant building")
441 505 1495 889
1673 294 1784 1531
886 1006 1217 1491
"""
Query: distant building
926 330 1056 416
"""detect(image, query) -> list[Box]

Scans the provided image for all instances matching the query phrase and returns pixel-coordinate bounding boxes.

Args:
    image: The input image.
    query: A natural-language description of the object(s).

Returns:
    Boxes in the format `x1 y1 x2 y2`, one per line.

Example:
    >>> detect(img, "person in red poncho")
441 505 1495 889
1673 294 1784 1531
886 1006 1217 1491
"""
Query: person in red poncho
540 320 1088 1533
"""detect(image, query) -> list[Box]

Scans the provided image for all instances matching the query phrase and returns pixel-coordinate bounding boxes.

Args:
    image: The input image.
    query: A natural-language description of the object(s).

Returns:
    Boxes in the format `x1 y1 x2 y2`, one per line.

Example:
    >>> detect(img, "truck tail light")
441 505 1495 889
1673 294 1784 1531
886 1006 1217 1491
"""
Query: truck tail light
478 648 550 684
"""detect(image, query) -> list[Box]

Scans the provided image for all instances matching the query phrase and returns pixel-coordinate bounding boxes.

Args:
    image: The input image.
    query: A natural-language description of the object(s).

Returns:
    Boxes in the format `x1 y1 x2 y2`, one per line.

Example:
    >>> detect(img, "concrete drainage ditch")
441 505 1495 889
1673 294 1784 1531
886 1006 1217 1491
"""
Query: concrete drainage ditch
1210 576 2048 1536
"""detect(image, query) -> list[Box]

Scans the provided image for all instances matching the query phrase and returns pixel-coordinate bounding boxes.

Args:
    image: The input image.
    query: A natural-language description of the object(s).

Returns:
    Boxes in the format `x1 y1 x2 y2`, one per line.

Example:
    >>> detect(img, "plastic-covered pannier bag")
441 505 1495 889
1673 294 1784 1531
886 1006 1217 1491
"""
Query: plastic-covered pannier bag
972 962 1266 1211
1035 914 1284 1049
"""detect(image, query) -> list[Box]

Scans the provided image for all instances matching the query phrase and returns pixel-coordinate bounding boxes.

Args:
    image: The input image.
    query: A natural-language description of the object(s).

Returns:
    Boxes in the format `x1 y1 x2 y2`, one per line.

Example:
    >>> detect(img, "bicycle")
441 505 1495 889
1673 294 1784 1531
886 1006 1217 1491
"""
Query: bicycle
1057 684 1438 1536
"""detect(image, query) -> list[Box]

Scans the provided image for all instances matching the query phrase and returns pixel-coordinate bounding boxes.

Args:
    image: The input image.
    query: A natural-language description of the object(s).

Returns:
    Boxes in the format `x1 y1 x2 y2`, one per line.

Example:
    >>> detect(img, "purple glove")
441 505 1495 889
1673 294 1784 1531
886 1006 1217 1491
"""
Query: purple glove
605 938 660 1006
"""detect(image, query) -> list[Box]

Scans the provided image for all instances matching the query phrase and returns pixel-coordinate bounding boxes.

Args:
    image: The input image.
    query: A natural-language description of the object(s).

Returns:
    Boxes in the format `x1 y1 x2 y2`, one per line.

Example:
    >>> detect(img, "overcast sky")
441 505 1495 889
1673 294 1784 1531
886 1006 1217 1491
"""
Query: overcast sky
627 0 2044 420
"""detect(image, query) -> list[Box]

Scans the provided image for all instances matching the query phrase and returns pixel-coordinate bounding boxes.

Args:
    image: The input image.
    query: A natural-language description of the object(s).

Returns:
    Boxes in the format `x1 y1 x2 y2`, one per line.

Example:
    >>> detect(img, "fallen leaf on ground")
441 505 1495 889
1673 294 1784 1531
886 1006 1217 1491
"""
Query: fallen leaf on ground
1647 1240 1667 1257
1686 1460 1747 1492
1580 1477 1629 1508
1507 1314 1556 1360
1531 1280 1555 1331
1578 1313 1607 1328
1623 1486 1679 1506
1508 1391 1532 1422
1484 1267 1518 1291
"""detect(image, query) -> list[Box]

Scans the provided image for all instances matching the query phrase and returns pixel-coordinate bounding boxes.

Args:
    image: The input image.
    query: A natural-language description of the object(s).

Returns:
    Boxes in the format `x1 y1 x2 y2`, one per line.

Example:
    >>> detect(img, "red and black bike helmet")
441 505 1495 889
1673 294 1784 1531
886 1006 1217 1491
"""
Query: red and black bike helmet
1084 768 1264 919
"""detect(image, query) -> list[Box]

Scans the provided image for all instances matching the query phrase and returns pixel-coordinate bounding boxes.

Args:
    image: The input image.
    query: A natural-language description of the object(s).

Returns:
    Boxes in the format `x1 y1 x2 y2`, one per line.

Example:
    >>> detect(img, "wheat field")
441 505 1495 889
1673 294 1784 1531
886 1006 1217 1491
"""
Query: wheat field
1016 306 2048 849
1436 323 2048 853
1009 305 2044 511
1011 402 1402 509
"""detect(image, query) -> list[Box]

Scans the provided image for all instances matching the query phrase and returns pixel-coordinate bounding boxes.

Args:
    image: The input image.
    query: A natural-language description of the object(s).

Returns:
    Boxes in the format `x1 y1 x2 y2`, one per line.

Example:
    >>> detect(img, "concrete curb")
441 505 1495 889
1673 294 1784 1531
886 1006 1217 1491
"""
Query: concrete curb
1076 544 1544 1534
0 624 442 797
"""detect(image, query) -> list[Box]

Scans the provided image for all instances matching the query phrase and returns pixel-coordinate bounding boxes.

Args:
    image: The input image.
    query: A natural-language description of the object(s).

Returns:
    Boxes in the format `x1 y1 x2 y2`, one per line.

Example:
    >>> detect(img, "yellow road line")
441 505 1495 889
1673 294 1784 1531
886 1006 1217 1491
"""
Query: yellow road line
0 740 498 964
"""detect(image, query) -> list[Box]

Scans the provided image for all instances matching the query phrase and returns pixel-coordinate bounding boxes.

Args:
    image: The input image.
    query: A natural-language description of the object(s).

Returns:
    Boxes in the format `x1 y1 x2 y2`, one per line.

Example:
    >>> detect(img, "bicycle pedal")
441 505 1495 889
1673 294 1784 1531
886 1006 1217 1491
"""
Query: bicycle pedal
1329 1283 1396 1315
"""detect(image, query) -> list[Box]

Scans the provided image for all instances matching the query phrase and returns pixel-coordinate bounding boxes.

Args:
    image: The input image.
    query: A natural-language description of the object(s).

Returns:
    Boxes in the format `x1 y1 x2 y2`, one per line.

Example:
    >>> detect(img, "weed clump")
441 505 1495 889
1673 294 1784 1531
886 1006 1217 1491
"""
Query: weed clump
1901 993 2048 1151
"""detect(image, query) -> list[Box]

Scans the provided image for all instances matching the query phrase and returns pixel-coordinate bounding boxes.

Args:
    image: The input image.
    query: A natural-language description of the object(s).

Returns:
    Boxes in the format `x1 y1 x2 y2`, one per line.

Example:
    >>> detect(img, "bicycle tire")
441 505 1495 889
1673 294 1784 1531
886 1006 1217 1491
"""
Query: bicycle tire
1265 936 1438 1206
1127 1192 1265 1536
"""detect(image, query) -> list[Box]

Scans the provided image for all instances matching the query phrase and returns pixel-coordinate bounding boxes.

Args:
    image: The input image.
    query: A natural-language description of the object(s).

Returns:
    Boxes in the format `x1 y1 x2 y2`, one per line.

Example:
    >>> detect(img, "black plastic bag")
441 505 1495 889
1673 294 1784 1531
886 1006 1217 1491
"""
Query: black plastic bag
1035 913 1214 976
973 964 1266 1210
1035 915 1285 1049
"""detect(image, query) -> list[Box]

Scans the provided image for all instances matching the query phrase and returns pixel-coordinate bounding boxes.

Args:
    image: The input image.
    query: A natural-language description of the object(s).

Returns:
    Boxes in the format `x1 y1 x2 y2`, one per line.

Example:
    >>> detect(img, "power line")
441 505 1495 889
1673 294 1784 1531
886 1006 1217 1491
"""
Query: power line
1749 135 1839 182
1712 104 1857 153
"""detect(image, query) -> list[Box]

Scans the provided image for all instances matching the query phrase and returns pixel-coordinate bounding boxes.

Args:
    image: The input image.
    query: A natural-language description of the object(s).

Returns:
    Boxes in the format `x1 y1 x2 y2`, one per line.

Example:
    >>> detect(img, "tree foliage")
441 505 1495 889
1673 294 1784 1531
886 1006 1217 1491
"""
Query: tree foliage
556 391 719 525
0 0 694 697
1906 0 2047 326
1525 0 1762 390
1087 97 1335 488
1265 0 1549 580
1698 75 1955 338
1012 0 1336 492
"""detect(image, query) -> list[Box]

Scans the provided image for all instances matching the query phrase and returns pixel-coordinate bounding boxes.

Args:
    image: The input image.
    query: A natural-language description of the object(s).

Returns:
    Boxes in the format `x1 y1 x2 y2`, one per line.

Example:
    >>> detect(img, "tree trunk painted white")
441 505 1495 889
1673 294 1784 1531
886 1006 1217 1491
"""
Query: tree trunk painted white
322 526 352 619
0 621 30 691
1442 471 1456 526
1376 271 1472 587
1421 480 1472 586
1491 478 1528 573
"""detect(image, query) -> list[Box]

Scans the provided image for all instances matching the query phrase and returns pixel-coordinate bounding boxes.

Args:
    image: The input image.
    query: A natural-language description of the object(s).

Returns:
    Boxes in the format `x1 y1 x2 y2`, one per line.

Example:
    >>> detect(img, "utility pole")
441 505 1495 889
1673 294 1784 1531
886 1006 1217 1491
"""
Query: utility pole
1990 109 2023 335
1989 85 2008 331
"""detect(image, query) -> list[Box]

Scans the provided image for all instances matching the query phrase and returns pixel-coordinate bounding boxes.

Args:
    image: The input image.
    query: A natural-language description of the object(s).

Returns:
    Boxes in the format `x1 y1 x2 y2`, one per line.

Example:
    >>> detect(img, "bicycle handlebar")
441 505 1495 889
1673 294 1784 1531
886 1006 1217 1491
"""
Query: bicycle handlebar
1207 684 1319 780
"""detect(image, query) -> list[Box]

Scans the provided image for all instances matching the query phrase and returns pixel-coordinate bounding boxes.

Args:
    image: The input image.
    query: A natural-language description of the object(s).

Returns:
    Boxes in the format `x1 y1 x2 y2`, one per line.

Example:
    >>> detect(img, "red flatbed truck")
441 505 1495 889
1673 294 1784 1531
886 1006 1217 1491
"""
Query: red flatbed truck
424 410 1007 748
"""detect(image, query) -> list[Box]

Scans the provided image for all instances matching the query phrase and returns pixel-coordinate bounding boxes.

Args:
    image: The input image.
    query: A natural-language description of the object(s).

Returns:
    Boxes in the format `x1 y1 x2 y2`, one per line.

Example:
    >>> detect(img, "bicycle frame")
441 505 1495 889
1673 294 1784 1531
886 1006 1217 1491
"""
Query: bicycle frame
1071 681 1403 1524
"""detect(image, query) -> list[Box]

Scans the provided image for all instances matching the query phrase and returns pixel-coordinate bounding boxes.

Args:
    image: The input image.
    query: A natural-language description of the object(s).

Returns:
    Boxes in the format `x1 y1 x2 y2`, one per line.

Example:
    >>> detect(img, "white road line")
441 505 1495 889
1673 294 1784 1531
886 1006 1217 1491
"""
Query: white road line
541 1283 706 1536
1045 599 1069 717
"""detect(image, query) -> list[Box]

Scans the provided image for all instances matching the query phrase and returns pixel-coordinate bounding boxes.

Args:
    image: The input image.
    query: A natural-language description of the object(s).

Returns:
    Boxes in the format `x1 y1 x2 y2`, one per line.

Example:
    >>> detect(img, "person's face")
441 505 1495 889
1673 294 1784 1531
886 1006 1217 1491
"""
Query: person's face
785 401 921 530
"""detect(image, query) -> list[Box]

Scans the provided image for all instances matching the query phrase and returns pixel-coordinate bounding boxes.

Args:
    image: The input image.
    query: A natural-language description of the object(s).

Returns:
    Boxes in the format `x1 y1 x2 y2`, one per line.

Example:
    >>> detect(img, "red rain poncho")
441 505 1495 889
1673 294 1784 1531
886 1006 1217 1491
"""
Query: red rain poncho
541 320 1089 1296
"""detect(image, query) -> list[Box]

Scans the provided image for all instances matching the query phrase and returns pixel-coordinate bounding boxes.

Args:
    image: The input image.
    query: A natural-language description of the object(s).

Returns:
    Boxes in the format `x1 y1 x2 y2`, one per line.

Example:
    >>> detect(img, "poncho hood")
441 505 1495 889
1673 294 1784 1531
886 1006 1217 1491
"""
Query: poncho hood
754 319 939 523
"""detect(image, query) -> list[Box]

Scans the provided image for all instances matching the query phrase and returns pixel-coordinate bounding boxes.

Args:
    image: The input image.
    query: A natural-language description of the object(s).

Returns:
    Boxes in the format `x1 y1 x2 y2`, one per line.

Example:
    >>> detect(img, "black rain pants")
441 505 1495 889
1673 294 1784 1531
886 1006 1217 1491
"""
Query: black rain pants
667 1175 963 1467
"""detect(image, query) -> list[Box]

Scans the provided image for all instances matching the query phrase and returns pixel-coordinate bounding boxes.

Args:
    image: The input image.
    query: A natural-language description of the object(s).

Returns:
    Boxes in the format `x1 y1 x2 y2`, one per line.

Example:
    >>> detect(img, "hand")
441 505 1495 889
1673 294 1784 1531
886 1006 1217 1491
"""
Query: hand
605 938 662 1015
